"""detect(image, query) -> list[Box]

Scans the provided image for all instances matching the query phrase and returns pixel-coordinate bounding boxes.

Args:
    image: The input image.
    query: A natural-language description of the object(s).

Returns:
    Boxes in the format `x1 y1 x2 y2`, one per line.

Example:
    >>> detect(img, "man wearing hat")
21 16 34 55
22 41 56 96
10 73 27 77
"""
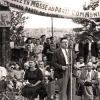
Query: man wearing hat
84 35 98 63
77 62 99 100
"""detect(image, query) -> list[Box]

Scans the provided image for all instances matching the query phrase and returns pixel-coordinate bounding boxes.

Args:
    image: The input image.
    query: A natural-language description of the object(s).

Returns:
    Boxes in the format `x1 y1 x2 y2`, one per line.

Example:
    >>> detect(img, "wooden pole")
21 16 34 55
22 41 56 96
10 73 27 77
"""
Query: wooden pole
70 49 72 100
51 17 53 36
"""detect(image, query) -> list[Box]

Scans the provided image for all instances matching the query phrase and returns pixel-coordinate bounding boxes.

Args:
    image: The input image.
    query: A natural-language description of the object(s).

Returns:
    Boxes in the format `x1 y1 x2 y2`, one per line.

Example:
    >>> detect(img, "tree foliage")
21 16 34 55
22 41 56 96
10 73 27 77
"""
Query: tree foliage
11 10 29 26
10 10 29 36
72 0 100 38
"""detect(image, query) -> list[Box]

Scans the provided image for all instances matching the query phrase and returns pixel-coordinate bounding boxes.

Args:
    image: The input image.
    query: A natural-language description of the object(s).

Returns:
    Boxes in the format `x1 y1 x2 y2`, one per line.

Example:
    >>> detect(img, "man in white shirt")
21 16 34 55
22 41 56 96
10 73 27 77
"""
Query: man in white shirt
84 35 98 63
73 38 84 62
77 62 99 100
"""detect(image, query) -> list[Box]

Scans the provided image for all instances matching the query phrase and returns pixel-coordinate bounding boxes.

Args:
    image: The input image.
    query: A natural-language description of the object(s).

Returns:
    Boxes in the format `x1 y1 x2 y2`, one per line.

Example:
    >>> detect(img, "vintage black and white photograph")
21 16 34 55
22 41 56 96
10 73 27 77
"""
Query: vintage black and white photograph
1 0 100 100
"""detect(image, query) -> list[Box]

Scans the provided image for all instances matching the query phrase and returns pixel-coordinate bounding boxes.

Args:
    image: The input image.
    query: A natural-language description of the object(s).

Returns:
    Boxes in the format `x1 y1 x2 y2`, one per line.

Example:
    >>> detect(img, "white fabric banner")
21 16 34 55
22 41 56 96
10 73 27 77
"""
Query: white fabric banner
1 0 100 19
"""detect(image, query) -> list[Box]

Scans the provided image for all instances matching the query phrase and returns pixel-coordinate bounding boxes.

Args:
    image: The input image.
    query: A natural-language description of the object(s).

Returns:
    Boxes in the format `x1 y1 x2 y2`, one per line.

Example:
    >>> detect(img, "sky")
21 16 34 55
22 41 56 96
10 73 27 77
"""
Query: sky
24 0 90 28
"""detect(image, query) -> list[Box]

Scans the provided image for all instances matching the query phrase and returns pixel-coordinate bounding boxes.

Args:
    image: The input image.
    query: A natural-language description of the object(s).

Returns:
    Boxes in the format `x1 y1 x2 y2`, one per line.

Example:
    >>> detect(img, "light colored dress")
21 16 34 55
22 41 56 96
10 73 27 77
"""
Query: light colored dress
13 70 25 89
34 45 43 61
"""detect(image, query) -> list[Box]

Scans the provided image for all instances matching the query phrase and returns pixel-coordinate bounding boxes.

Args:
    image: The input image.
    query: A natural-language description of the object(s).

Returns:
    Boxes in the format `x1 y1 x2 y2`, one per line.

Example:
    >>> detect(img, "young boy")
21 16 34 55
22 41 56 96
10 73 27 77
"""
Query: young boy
74 57 85 77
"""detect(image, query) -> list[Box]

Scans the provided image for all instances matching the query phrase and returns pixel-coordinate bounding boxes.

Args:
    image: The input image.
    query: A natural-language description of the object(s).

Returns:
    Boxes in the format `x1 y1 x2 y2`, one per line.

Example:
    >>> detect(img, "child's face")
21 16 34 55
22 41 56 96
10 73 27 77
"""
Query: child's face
79 59 84 63
97 68 100 72
24 65 29 70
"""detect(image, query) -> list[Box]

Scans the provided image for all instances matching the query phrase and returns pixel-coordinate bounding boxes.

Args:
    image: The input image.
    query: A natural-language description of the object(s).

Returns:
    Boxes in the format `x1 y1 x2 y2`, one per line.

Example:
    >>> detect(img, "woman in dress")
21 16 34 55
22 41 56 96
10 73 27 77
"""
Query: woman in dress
34 39 43 61
13 63 25 90
21 58 46 100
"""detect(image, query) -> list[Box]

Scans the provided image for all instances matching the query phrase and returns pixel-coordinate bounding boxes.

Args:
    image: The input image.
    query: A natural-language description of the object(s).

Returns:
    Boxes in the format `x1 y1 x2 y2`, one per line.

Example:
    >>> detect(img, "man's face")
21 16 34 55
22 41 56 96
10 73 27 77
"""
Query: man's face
46 39 50 44
41 36 45 42
1 14 7 21
87 63 92 72
32 39 36 44
88 36 93 42
28 39 32 44
69 39 73 44
43 57 47 62
51 38 54 43
39 61 44 69
61 39 68 49
75 38 79 43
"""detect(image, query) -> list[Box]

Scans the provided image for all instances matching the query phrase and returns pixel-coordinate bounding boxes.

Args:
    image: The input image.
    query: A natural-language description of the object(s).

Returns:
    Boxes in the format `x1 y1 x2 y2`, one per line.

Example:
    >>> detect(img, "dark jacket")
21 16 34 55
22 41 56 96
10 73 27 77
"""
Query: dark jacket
52 48 76 79
84 42 98 58
73 42 84 57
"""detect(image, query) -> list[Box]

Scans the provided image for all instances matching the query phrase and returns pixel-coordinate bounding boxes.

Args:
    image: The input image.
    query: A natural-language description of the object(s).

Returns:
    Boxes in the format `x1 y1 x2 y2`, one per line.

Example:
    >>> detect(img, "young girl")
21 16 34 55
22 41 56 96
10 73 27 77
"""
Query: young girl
6 62 16 91
13 63 25 90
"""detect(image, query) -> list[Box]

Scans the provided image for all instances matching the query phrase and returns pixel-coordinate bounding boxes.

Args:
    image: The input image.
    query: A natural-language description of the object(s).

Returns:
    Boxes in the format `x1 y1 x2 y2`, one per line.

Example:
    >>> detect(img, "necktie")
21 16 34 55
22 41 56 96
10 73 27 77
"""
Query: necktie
87 72 90 81
4 21 7 26
28 51 30 57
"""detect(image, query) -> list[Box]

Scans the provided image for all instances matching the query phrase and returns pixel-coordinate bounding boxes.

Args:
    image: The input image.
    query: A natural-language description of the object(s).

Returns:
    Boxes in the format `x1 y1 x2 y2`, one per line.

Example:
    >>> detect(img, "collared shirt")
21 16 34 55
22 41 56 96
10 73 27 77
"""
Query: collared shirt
10 41 14 49
89 40 94 51
86 70 92 81
75 43 79 51
0 66 7 78
39 68 50 76
61 48 69 64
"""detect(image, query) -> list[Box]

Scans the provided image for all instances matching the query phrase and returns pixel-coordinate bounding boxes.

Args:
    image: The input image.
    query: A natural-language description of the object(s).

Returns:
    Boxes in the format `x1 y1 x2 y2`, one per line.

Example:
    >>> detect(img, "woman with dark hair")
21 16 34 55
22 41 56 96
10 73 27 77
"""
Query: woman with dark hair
25 37 34 52
21 58 47 100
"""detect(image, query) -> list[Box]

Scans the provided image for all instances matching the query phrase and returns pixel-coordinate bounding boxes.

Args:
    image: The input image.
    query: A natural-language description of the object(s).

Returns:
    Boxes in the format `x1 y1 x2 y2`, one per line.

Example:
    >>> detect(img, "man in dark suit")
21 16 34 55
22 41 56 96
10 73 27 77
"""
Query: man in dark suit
52 37 76 100
0 13 10 26
73 38 84 62
84 35 98 62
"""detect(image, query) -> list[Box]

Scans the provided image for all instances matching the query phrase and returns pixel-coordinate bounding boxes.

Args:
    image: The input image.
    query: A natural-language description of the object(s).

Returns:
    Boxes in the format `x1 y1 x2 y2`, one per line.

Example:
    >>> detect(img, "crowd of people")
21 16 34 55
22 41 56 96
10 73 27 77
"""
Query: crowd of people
1 33 100 100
